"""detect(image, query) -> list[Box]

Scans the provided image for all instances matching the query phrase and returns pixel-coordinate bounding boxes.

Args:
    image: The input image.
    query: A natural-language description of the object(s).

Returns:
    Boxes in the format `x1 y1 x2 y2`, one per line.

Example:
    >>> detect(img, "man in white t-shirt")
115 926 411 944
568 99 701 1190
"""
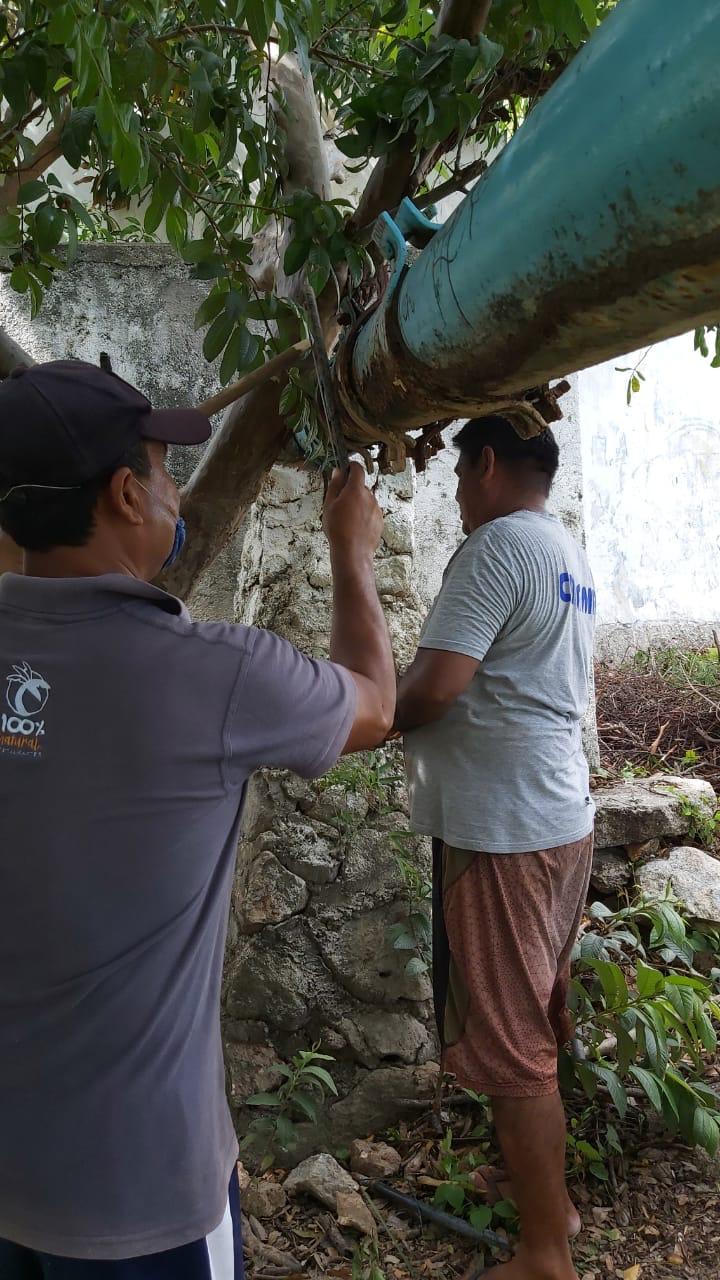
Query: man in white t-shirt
396 416 596 1280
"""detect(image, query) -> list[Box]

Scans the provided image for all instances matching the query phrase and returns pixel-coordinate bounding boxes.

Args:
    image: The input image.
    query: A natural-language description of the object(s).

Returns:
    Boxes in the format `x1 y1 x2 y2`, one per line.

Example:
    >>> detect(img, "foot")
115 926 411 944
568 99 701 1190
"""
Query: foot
488 1243 579 1280
472 1168 581 1239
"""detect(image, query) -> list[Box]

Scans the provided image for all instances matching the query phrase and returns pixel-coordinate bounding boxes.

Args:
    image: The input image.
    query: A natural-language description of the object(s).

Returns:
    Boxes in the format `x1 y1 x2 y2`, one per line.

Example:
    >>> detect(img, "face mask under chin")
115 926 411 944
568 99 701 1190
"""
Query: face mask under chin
135 479 187 571
162 515 186 570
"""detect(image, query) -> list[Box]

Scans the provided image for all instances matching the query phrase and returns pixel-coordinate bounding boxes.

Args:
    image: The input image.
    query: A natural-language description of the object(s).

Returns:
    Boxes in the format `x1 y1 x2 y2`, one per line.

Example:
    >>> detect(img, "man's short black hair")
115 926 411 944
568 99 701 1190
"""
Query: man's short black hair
0 441 151 552
454 415 560 494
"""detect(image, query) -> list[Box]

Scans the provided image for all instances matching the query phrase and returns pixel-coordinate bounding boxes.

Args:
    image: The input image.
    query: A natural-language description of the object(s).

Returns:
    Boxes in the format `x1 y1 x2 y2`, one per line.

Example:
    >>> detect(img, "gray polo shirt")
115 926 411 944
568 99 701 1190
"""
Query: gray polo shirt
404 510 596 853
0 573 356 1259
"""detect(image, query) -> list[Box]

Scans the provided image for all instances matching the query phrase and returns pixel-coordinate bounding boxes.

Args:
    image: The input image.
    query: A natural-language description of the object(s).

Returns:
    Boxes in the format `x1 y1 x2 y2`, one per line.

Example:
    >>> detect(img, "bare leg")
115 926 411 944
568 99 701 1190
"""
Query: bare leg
489 1091 579 1280
478 1166 580 1238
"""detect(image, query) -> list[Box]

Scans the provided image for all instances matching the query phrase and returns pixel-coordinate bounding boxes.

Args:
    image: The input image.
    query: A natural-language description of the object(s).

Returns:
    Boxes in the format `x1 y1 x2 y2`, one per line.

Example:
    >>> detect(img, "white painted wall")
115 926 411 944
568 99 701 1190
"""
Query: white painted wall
414 335 720 661
579 335 720 658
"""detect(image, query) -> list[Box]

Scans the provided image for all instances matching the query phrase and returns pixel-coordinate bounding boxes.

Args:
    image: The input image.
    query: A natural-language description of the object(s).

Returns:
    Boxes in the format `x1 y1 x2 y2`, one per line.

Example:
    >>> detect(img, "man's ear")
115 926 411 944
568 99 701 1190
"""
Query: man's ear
480 445 496 478
103 468 145 526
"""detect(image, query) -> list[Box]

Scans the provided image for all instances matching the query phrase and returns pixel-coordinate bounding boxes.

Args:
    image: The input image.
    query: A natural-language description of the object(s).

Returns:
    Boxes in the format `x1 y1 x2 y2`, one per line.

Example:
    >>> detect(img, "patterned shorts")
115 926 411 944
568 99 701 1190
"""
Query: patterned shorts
432 833 593 1097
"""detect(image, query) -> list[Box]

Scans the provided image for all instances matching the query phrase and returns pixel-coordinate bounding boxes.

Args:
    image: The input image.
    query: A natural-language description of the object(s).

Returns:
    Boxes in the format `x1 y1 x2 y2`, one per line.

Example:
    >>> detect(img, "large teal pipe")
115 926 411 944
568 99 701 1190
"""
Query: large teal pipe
340 0 720 433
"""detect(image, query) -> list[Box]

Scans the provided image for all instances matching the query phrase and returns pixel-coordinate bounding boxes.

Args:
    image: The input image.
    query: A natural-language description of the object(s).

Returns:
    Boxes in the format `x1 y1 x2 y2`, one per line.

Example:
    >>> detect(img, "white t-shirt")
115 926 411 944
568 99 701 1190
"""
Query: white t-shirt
404 510 596 853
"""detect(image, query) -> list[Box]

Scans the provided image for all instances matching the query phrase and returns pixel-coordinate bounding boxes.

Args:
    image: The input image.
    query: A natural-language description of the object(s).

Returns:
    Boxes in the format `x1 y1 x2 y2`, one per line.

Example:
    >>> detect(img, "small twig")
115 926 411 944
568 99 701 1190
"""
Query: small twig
416 156 487 209
195 340 310 417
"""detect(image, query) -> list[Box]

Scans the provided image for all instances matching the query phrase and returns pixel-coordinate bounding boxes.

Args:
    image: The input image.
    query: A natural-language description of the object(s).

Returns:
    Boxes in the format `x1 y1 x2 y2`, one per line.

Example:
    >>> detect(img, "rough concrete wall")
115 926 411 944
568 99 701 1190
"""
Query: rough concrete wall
579 335 720 660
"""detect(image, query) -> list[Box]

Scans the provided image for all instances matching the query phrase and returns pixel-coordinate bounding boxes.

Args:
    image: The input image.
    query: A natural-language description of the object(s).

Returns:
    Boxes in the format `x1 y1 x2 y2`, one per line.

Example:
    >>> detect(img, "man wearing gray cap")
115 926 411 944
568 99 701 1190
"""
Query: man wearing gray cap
0 359 395 1278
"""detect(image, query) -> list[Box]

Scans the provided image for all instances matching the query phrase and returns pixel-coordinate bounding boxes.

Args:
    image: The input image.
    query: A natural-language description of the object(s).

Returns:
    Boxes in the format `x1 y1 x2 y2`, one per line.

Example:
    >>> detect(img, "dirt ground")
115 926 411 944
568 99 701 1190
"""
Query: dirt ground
242 1092 720 1279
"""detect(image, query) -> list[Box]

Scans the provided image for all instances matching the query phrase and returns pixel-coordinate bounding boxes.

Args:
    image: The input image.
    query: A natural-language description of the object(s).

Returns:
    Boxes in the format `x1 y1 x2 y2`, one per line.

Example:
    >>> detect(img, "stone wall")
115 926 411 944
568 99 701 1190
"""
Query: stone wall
225 468 439 1154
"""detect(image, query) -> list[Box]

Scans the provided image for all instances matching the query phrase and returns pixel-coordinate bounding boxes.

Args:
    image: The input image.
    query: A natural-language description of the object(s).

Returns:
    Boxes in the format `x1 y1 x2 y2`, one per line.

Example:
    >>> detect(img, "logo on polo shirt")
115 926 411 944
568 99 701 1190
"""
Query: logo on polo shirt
1 662 50 758
6 662 50 716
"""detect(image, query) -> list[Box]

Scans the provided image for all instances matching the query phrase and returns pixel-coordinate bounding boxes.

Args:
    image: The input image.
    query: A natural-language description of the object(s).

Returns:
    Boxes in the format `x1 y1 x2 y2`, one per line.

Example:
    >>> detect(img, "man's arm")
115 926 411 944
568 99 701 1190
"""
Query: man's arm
395 647 480 733
323 464 396 752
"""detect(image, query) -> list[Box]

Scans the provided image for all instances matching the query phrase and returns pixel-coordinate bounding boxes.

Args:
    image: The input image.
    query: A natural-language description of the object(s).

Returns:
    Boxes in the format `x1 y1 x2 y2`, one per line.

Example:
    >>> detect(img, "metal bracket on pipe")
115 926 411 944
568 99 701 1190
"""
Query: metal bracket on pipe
372 197 444 300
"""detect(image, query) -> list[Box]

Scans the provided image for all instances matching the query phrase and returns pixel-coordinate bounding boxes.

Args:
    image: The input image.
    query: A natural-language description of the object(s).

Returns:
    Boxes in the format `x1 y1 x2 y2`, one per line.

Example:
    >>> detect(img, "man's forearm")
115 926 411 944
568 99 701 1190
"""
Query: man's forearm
330 547 395 721
394 676 451 733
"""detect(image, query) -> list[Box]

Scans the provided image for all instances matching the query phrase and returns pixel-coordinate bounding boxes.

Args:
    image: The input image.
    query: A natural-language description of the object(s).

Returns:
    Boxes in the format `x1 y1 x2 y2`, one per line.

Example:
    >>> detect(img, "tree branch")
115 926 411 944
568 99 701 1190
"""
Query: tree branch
349 0 492 233
0 112 69 212
172 52 331 597
160 377 291 598
0 327 35 378
437 0 492 40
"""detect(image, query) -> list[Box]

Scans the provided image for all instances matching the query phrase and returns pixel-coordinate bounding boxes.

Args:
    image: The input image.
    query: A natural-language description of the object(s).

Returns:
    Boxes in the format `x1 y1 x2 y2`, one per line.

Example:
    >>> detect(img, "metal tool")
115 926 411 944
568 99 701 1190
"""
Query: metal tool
303 281 350 471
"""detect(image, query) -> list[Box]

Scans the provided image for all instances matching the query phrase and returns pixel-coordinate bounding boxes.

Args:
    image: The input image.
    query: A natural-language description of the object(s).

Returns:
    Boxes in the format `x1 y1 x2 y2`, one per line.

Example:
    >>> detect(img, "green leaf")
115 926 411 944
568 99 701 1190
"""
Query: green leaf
48 4 75 44
291 1090 318 1123
25 45 48 97
17 180 48 206
301 1064 338 1095
114 130 144 192
576 0 598 28
194 290 227 331
693 1106 719 1157
245 0 273 49
65 195 96 232
306 246 332 296
33 203 65 251
469 1204 492 1231
657 1077 681 1125
219 324 247 385
62 108 96 169
65 212 78 265
434 1181 465 1212
493 1199 517 1220
629 1064 663 1113
0 212 20 246
636 960 663 997
283 236 311 277
191 63 213 134
95 87 115 142
335 133 369 160
225 289 247 321
246 1091 282 1107
10 263 30 294
275 1113 297 1150
165 205 188 250
697 1010 717 1053
405 955 428 976
589 958 628 1010
123 41 155 94
202 312 235 362
402 88 428 117
615 1022 636 1075
665 983 695 1022
144 189 166 235
585 1062 628 1118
